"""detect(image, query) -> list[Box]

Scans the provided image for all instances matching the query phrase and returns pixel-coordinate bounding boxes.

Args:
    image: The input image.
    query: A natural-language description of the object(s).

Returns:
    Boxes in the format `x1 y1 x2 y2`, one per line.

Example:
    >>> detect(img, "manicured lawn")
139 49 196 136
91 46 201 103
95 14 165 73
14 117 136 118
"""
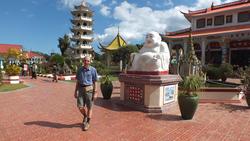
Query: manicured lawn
205 81 240 88
64 80 76 83
0 84 29 92
109 75 118 81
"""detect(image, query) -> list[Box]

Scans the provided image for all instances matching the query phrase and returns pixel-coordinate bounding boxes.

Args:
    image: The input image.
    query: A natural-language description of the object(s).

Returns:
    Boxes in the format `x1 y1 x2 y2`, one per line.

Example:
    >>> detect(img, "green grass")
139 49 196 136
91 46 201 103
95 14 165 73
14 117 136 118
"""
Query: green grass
63 80 76 83
109 76 118 81
205 82 238 88
0 84 29 92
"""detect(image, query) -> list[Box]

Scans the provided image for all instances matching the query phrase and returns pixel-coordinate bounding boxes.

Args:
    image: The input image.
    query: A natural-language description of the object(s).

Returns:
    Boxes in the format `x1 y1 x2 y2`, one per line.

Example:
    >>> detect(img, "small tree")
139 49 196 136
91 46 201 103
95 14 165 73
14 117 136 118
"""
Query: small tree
112 44 139 70
5 48 22 62
58 34 71 56
50 54 65 65
4 49 22 76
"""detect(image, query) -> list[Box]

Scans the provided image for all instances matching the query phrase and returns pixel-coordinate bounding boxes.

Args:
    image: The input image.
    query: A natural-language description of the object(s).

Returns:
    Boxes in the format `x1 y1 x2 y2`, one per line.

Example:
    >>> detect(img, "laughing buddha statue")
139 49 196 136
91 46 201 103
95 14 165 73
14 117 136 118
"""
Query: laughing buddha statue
129 31 170 73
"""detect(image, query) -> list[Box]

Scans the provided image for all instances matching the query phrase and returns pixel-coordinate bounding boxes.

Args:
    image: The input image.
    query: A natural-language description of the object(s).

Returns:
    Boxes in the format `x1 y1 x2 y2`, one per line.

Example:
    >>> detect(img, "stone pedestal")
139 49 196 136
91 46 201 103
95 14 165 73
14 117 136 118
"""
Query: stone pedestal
119 74 182 113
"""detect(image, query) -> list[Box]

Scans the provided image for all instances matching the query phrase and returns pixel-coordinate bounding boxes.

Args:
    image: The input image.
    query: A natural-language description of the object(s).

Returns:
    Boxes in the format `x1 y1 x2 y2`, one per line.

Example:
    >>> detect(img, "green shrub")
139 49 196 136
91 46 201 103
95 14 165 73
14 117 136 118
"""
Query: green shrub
5 64 21 76
219 63 233 82
206 63 233 81
179 75 204 96
0 68 2 84
91 60 110 75
206 65 221 80
237 66 250 87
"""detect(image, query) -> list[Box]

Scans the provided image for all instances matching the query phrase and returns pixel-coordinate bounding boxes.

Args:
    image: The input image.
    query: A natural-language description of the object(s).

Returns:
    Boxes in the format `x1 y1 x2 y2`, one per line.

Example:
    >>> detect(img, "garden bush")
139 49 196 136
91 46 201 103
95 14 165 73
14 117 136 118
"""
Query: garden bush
206 63 233 81
5 64 21 76
219 63 233 82
206 65 221 80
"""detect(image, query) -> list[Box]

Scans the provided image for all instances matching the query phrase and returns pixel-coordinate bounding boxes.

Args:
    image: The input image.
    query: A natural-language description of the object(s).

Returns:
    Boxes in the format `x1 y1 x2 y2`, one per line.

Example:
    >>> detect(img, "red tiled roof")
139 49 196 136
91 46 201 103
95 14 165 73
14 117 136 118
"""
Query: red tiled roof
184 0 250 17
24 51 45 59
0 44 22 54
165 24 250 39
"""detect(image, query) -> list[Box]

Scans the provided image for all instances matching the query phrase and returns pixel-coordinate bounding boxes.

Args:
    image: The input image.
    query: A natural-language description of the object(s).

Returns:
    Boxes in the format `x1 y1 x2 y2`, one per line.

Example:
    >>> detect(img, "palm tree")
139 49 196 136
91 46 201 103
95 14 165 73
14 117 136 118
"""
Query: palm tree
58 34 70 56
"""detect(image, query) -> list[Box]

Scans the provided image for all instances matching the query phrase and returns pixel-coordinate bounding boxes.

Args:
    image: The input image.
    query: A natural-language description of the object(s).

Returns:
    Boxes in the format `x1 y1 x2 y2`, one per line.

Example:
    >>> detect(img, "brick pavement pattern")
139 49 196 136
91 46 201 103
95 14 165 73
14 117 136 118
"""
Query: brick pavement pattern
0 77 250 141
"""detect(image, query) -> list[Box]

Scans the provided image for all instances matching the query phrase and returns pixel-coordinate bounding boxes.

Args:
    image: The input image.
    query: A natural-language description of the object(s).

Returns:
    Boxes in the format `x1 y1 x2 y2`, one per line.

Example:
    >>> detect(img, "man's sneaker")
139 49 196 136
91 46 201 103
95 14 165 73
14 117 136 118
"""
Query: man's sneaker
82 117 87 126
83 122 90 131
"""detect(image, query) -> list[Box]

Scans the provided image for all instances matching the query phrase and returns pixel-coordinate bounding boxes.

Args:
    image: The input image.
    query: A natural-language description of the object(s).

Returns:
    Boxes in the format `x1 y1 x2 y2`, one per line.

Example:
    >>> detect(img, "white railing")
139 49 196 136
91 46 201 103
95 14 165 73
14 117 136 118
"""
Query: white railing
80 35 93 40
73 26 92 31
73 16 92 22
74 44 92 49
72 35 93 40
73 54 92 59
80 16 92 22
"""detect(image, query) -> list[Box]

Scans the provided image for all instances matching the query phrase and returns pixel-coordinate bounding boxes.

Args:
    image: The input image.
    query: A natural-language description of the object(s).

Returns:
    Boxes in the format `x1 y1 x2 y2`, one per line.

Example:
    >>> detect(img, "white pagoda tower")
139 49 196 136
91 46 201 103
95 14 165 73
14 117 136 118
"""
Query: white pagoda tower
70 0 94 60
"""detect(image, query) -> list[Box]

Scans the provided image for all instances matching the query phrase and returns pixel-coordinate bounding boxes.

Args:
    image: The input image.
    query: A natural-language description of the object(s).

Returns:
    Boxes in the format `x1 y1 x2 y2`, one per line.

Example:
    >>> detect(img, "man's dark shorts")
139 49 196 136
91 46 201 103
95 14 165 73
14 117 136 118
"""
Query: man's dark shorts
77 86 93 109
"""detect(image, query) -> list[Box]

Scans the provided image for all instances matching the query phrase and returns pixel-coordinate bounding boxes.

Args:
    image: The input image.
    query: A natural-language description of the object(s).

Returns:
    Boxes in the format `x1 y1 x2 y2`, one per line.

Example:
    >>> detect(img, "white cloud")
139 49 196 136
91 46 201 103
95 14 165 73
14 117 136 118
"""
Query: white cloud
98 1 190 43
111 0 117 5
100 4 111 16
224 0 236 3
97 0 235 44
31 1 39 5
163 0 174 7
90 0 103 6
59 0 103 9
20 8 28 12
194 0 221 9
27 14 35 18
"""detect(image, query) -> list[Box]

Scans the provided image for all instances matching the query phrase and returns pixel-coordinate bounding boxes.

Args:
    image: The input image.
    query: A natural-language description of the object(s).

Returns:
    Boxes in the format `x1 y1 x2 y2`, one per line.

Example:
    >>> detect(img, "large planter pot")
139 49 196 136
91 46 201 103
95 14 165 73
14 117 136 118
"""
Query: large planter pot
100 82 113 99
3 75 20 84
245 88 250 107
178 94 199 120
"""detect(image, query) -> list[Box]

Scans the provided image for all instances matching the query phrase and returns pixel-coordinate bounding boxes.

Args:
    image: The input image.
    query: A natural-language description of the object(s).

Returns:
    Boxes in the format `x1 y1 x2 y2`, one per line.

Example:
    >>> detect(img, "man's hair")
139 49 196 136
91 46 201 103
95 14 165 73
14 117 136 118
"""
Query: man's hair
83 56 91 61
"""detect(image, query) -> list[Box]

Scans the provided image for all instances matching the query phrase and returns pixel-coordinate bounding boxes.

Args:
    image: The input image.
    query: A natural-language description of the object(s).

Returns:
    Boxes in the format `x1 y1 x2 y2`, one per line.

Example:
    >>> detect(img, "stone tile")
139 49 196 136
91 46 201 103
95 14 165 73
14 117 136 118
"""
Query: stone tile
0 77 250 141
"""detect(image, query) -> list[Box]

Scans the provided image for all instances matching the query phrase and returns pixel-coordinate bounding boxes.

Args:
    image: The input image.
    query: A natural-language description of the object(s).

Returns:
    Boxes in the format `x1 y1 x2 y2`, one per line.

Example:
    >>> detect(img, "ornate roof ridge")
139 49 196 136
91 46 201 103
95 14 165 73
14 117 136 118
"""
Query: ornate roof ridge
188 0 249 15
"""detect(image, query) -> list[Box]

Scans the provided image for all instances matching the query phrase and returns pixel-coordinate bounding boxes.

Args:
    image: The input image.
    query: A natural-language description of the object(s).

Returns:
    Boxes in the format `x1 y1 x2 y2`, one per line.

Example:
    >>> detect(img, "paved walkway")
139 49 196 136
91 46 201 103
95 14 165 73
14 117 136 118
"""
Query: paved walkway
0 76 250 141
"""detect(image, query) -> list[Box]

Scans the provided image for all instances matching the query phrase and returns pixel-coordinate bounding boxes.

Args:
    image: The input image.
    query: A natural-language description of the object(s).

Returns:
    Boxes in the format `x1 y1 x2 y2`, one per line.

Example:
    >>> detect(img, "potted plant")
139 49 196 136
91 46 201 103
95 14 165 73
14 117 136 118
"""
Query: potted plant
100 75 113 99
178 75 203 120
237 67 250 107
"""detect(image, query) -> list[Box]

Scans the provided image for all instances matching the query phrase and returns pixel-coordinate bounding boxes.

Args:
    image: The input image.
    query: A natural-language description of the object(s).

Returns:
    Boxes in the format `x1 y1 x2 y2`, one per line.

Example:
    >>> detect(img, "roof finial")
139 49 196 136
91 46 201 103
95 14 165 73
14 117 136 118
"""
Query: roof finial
81 0 87 6
211 2 214 9
118 26 120 35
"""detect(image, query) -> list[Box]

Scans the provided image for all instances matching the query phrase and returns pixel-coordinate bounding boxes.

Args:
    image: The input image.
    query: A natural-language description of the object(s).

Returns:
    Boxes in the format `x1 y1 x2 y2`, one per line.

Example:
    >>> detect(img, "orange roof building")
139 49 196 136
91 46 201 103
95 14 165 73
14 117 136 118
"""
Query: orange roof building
0 44 22 54
24 51 46 64
164 0 250 67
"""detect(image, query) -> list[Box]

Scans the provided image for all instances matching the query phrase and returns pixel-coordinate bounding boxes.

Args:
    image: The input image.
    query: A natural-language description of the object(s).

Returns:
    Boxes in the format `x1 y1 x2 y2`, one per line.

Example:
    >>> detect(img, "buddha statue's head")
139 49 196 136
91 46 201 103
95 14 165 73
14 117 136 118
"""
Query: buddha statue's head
143 31 162 49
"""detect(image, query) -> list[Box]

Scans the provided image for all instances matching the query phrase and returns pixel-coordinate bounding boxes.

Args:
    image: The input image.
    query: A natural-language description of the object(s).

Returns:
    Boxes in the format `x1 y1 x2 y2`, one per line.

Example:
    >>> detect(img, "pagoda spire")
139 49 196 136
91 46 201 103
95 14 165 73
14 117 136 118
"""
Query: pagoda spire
118 26 120 35
81 0 87 6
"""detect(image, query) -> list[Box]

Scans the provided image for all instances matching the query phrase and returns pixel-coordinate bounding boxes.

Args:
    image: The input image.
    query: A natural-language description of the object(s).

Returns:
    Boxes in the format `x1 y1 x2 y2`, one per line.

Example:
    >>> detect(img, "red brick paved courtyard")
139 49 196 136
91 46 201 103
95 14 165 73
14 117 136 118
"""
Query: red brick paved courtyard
0 76 250 141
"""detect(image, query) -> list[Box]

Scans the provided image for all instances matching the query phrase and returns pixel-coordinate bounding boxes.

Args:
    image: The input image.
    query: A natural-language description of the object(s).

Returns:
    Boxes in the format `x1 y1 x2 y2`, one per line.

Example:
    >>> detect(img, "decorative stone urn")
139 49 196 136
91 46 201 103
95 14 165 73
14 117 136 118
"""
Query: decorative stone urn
3 75 21 84
119 31 182 113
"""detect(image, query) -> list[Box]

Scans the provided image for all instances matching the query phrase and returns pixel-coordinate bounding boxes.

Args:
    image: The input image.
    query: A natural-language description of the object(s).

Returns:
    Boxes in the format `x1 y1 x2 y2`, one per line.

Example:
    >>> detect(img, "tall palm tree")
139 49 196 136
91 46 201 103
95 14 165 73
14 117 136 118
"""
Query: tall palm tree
58 34 70 56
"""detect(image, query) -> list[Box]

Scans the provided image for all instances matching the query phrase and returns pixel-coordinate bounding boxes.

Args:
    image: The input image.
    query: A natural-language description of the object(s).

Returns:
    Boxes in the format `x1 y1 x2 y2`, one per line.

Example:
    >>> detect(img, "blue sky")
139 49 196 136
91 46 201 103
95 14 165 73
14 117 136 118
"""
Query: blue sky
0 0 235 54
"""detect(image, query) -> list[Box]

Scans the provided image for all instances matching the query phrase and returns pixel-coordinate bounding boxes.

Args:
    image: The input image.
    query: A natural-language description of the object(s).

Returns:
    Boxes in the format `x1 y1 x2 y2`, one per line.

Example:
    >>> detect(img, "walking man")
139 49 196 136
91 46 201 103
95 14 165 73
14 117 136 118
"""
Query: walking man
52 64 58 82
31 63 37 79
74 56 98 131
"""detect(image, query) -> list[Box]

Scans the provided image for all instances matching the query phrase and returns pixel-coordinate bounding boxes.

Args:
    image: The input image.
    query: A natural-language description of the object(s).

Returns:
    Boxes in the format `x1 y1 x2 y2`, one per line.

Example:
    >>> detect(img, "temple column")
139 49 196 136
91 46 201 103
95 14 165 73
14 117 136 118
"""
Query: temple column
221 37 230 64
0 60 3 69
168 40 173 53
201 38 206 65
107 53 111 67
183 39 188 56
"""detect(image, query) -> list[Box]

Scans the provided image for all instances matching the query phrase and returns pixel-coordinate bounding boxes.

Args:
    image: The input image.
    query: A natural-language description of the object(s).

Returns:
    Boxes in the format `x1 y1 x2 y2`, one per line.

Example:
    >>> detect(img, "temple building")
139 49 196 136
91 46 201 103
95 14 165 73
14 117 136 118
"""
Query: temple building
164 0 250 67
99 30 127 67
70 0 94 60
